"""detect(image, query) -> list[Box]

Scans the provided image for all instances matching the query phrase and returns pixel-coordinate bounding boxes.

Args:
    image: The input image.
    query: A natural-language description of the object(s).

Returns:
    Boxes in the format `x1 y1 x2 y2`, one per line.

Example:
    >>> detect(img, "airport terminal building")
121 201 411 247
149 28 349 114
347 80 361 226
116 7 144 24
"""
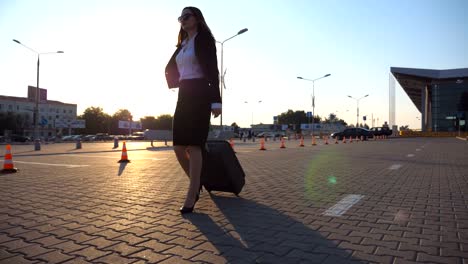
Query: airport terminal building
390 67 468 132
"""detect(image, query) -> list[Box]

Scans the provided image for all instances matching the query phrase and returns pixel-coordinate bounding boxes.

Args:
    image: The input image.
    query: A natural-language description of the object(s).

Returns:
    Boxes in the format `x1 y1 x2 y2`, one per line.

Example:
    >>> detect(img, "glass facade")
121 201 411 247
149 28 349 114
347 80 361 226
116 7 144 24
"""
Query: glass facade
431 80 468 132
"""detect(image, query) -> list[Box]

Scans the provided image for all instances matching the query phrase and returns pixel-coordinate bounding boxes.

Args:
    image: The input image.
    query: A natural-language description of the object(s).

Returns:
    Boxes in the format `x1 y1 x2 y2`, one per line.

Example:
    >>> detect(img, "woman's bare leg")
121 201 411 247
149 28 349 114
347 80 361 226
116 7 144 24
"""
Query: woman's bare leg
183 145 202 207
173 145 190 178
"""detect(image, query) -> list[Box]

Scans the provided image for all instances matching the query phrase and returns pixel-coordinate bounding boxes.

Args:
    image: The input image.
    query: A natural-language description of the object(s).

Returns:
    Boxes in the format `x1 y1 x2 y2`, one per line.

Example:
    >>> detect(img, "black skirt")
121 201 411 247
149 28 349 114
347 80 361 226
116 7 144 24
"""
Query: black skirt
173 79 212 146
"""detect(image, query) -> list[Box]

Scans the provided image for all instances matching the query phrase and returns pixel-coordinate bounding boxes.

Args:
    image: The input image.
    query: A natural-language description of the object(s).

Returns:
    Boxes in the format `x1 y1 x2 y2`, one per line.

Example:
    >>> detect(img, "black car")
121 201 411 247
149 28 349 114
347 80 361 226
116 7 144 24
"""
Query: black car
331 128 374 140
370 127 392 136
11 135 31 142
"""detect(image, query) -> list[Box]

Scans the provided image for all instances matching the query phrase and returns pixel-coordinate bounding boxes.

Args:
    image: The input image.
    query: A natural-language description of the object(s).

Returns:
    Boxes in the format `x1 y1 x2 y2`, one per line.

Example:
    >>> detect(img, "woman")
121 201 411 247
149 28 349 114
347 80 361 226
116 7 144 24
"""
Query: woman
165 7 222 214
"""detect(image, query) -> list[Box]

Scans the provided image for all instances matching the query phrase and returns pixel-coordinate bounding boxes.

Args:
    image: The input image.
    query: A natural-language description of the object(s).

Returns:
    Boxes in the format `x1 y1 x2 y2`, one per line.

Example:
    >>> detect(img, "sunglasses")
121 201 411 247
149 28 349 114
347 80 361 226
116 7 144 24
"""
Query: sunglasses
178 13 194 23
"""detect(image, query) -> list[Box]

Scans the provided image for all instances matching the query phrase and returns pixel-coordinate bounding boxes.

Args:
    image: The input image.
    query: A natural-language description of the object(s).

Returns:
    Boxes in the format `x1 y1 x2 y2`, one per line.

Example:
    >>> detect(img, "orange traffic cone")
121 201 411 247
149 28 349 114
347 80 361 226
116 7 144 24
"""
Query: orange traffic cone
118 141 130 163
230 138 235 148
259 138 267 151
343 137 347 144
335 137 339 144
324 136 329 145
350 136 353 143
361 135 364 141
312 136 317 146
299 136 305 147
2 145 18 173
280 137 286 149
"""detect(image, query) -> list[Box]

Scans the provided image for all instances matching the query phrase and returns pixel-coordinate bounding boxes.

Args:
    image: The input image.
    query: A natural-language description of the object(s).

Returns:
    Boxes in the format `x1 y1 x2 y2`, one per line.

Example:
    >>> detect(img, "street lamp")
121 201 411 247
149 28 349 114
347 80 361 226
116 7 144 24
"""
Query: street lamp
244 100 262 127
13 39 63 140
347 94 369 127
216 28 248 127
297 73 331 136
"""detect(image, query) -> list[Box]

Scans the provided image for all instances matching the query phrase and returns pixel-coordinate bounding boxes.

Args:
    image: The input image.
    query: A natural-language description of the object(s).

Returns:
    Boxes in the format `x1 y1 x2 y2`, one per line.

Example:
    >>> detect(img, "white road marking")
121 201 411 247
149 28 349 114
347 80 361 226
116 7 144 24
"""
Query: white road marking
323 194 365 217
416 149 421 151
57 154 167 161
14 161 89 168
407 154 415 157
389 164 402 170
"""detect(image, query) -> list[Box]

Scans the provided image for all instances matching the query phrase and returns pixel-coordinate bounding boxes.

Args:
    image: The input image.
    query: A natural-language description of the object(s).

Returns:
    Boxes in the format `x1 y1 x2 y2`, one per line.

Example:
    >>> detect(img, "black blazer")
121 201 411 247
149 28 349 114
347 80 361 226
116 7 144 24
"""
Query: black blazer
165 32 222 104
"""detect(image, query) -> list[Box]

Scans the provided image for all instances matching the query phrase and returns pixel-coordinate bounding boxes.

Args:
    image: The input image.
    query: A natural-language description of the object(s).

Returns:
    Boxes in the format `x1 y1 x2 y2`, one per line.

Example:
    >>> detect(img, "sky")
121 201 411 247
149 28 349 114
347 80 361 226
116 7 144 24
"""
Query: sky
1 0 467 129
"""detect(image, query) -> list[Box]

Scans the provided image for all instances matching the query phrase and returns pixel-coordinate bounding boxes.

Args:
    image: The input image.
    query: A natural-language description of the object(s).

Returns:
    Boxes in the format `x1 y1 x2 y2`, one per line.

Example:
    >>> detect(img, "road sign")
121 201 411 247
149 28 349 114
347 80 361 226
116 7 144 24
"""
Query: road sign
55 119 86 128
40 118 48 126
119 121 142 129
363 116 367 121
307 112 312 118
70 120 86 128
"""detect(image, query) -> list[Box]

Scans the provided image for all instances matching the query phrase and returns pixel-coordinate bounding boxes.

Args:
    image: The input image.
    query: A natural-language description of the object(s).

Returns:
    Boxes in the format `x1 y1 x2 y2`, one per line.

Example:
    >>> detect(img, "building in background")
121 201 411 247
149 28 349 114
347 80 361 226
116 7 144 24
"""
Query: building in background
0 86 77 137
390 67 468 132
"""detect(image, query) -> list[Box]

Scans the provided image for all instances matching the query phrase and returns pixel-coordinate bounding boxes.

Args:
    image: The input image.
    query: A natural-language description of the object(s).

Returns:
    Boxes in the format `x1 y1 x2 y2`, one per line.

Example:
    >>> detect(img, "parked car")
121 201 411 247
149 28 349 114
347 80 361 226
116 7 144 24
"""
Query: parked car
256 132 274 138
95 133 113 141
256 132 286 138
370 127 392 137
331 128 374 140
11 135 31 142
82 135 96 141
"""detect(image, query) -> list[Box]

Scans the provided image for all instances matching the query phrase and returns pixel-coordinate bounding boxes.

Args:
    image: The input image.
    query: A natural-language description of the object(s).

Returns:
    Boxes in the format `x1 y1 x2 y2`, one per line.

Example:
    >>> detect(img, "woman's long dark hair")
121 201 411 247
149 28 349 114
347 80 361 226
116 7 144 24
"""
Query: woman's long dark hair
177 6 215 47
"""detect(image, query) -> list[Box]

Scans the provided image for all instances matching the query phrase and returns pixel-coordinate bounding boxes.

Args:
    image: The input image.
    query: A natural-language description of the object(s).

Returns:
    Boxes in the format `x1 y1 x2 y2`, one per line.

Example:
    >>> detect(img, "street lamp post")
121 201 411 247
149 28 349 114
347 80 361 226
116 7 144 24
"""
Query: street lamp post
216 28 248 127
244 100 262 127
297 74 331 136
347 94 369 127
13 39 63 141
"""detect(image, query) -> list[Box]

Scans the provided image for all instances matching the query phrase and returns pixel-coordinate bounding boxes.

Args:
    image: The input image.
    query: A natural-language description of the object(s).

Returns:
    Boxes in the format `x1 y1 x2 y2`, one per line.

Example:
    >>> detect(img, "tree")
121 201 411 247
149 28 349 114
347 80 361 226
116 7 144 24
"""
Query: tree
154 114 173 130
78 107 111 134
139 114 173 130
277 109 325 132
277 110 307 125
325 113 338 123
0 112 33 134
141 116 157 130
323 113 347 126
231 122 240 133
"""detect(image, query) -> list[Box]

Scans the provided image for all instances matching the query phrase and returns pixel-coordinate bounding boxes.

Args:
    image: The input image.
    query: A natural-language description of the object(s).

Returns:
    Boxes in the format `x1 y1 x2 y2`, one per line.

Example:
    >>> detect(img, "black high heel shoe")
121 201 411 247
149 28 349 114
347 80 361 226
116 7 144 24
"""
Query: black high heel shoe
180 185 203 214
179 205 194 214
180 190 201 214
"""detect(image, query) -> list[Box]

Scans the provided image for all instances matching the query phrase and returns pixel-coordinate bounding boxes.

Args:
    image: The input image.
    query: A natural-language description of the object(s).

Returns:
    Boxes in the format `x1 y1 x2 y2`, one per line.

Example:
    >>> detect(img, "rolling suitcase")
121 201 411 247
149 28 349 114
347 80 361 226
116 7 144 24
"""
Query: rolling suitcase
201 140 245 196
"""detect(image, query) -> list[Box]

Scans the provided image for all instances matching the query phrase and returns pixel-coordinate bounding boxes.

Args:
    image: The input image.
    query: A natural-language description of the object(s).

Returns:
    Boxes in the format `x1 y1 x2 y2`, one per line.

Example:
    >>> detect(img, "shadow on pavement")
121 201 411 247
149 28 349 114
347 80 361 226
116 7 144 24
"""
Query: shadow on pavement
146 146 173 151
118 162 128 176
186 195 362 264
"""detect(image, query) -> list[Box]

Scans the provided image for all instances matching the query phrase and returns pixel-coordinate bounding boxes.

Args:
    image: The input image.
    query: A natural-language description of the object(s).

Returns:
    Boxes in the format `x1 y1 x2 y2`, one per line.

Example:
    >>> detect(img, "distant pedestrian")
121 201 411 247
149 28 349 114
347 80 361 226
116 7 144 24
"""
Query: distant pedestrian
165 6 221 214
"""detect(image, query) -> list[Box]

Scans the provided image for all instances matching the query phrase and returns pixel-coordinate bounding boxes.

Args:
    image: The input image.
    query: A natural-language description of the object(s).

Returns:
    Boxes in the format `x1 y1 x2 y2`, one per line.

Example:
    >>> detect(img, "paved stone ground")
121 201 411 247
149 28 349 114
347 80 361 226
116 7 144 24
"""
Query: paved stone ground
0 138 467 263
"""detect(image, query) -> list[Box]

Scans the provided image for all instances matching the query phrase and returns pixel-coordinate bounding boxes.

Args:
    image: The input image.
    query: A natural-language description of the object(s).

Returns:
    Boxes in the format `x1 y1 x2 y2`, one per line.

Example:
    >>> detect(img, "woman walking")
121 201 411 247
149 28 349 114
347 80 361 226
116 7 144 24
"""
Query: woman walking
165 7 222 214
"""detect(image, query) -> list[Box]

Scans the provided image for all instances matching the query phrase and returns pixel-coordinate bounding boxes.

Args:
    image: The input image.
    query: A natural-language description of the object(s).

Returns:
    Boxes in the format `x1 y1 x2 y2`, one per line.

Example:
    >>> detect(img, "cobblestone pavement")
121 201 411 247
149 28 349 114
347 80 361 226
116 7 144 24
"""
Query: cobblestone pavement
0 138 467 263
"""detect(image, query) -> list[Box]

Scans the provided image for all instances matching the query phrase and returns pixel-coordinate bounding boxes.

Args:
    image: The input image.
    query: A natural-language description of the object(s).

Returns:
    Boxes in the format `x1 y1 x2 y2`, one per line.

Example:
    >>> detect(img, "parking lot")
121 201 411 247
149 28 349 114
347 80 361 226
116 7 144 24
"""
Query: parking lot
0 137 467 263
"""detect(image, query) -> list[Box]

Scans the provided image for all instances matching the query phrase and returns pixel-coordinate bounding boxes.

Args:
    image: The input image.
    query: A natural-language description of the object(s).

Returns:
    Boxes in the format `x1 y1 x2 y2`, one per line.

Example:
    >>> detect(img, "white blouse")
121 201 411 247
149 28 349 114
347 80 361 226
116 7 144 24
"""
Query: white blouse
176 33 204 81
176 33 221 110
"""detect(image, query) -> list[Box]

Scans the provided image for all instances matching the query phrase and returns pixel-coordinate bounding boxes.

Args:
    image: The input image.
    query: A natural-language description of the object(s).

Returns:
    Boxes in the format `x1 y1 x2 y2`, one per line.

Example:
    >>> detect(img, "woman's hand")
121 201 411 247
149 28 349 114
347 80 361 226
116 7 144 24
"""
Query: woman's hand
211 108 222 118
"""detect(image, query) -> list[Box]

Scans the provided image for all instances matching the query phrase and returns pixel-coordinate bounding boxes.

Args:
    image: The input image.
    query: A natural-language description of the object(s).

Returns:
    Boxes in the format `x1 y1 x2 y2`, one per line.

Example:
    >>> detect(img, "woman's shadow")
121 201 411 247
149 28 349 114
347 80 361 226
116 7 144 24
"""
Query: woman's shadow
186 194 363 264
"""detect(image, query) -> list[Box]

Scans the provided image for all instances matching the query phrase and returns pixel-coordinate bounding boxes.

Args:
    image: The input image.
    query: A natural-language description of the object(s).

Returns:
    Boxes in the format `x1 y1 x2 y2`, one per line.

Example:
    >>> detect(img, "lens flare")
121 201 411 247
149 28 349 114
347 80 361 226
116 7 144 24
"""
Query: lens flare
304 149 349 204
